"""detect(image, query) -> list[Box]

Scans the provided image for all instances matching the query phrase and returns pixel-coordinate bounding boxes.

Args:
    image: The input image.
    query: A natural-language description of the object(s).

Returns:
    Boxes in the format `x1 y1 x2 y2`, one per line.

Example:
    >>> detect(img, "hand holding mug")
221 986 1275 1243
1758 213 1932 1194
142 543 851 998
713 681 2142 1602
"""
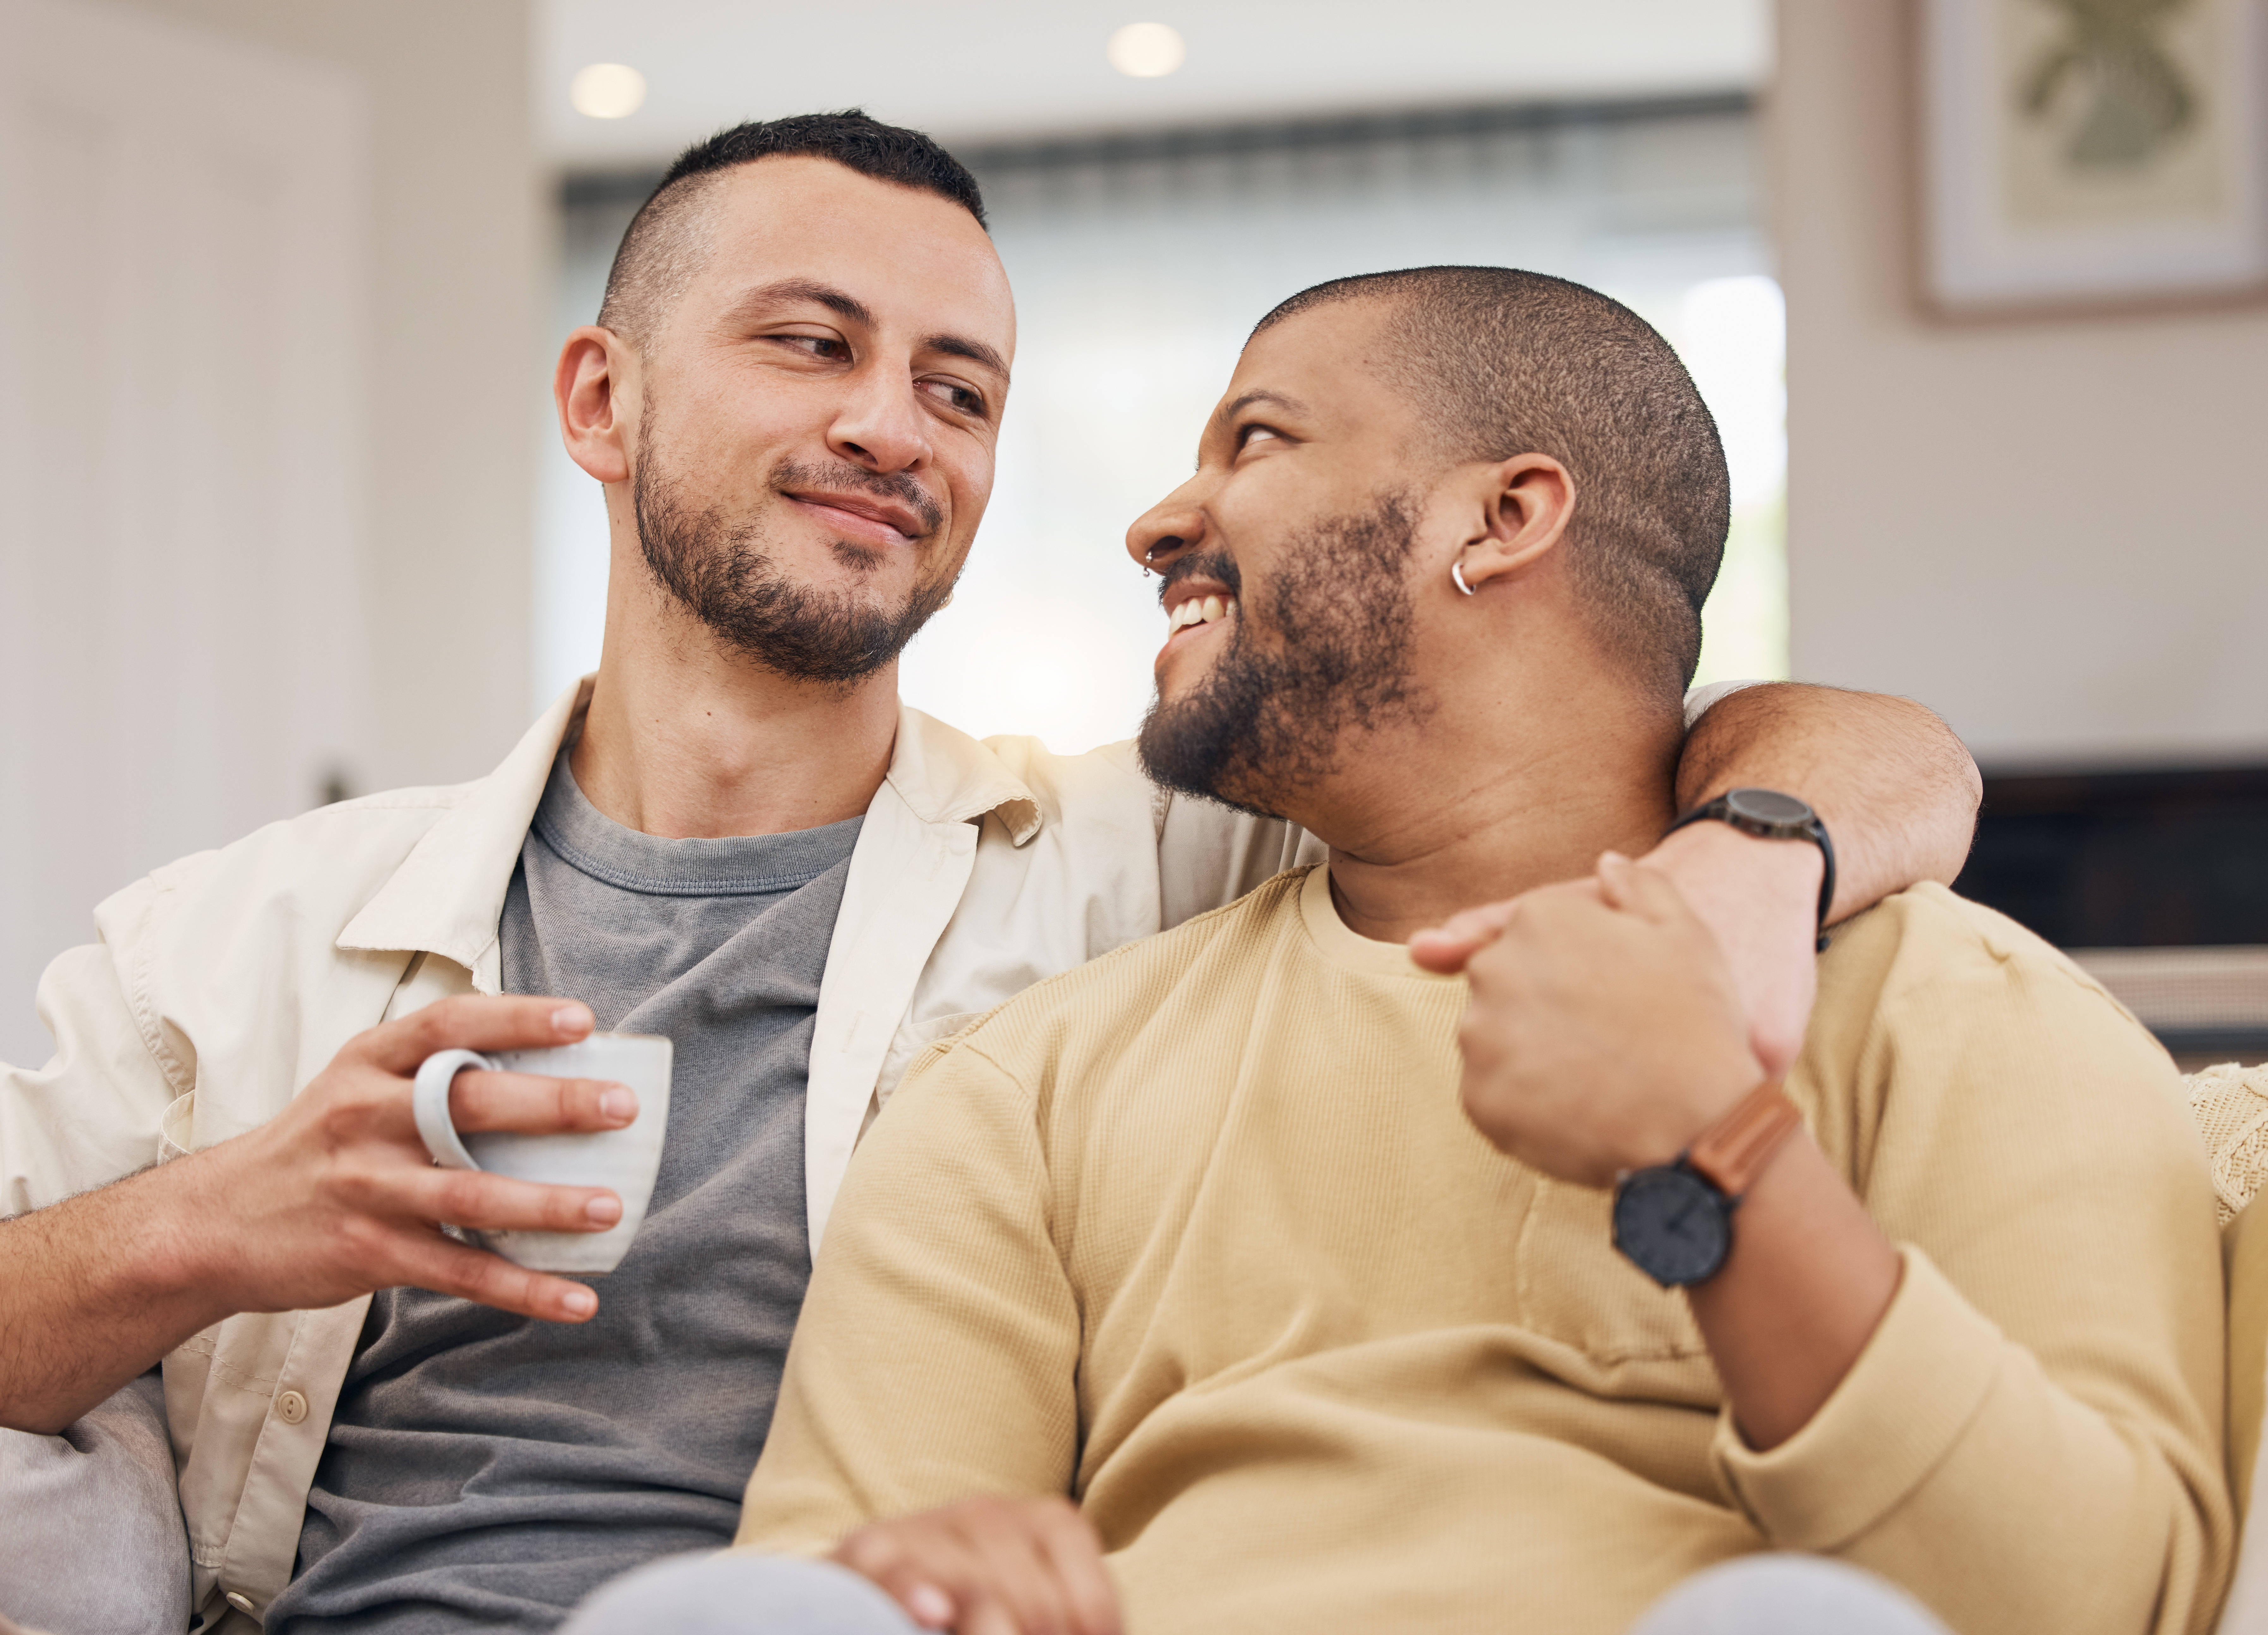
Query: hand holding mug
412 1032 671 1274
193 996 655 1324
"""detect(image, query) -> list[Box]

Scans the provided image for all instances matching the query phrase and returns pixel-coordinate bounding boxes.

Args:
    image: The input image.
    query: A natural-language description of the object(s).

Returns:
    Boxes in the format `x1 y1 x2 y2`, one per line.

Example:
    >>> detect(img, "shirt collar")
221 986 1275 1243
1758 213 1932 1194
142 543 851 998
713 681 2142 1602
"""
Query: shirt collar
885 703 1043 845
335 677 591 971
336 678 1044 968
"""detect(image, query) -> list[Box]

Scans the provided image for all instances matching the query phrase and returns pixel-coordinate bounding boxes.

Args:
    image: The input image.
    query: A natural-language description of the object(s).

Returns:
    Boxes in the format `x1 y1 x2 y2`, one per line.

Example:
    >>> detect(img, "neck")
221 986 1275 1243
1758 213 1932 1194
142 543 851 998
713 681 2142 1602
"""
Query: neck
570 569 898 839
1313 682 1682 946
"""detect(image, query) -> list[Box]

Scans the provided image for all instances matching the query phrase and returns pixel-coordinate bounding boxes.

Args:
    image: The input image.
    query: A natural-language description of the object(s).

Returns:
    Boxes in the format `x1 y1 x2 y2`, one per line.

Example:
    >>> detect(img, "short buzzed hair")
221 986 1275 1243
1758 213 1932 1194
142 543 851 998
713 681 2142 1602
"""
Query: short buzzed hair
1256 268 1729 700
598 110 988 347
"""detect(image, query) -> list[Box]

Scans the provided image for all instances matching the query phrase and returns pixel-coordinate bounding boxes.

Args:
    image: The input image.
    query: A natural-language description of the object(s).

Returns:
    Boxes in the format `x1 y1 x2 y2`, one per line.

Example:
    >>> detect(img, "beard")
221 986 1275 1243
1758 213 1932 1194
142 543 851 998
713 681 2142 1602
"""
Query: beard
1137 490 1427 818
632 427 953 686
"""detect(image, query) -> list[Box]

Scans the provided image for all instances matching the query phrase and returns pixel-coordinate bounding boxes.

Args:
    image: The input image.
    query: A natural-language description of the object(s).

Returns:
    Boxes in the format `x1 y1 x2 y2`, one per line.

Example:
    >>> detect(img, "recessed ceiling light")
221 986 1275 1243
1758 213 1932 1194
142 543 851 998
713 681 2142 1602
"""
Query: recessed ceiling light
570 63 647 120
1107 22 1186 79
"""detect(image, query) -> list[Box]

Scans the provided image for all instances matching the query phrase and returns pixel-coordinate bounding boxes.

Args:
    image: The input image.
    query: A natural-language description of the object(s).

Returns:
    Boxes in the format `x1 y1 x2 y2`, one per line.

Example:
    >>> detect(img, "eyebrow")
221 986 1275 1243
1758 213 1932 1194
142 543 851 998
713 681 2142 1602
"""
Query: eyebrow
728 277 875 328
725 277 1009 385
926 332 1010 382
1216 388 1310 426
1198 388 1312 466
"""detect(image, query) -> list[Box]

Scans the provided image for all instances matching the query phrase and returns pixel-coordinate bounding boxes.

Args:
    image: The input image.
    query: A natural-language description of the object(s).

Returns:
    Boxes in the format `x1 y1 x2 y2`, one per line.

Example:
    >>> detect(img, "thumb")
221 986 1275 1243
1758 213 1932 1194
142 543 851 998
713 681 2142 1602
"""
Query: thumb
1407 899 1521 974
1596 851 1689 923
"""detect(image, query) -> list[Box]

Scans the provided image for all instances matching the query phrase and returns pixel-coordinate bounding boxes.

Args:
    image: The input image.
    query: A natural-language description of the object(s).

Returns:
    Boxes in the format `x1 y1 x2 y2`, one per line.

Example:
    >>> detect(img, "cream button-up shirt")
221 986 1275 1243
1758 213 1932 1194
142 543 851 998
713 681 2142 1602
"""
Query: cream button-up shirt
0 676 1738 1629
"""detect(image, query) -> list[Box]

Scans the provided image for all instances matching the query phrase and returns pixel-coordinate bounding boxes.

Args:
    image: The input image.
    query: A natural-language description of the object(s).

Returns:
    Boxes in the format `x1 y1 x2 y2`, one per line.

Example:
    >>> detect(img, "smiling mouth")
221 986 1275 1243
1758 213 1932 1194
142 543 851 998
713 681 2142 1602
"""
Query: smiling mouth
784 491 931 545
1160 593 1240 658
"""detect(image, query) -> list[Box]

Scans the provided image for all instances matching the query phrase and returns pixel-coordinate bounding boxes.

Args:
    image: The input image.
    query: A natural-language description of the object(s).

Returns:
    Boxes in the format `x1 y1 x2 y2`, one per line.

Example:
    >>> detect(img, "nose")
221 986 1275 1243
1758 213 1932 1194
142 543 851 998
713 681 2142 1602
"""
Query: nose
1128 478 1207 570
829 366 934 475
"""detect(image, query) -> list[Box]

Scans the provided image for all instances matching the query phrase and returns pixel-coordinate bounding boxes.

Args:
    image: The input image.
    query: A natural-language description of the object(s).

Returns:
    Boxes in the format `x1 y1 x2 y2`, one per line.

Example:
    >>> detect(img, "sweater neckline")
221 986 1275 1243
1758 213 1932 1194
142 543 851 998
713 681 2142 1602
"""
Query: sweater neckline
1296 864 1465 985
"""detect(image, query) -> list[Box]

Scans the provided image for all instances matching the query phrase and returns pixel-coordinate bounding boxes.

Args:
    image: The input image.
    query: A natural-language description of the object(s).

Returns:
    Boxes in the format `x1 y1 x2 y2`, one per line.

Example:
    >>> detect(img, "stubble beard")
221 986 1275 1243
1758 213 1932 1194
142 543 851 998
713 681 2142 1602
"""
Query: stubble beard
631 421 955 687
1136 490 1430 818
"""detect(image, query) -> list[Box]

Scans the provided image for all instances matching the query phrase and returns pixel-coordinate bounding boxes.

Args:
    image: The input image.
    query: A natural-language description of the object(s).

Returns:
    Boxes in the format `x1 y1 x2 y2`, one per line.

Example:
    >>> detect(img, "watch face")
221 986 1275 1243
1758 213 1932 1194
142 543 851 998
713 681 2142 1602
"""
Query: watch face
1612 1165 1732 1287
1723 787 1814 833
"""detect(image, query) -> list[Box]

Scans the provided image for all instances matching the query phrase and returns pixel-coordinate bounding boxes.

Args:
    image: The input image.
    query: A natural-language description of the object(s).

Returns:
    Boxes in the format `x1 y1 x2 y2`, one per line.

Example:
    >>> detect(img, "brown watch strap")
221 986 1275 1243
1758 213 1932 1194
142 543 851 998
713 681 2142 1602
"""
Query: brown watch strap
1685 1080 1803 1198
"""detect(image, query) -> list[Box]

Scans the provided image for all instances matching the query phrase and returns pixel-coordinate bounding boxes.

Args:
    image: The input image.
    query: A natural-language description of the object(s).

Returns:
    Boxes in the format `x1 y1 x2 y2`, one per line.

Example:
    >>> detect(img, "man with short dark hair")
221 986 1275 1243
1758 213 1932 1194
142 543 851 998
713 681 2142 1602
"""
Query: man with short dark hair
657 268 2231 1635
1 118 1979 1632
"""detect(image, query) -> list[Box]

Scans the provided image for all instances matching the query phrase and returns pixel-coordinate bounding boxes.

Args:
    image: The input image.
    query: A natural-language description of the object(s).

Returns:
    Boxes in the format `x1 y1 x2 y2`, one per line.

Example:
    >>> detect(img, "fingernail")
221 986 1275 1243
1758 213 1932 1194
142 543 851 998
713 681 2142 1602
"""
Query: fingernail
552 1003 593 1036
600 1087 636 1123
907 1586 954 1627
585 1194 622 1225
561 1286 597 1318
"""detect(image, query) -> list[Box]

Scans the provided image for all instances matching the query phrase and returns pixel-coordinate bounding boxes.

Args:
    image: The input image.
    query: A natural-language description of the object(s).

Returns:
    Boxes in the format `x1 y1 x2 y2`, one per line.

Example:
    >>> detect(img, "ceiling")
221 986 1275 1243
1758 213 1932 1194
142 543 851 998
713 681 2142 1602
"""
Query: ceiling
538 0 1772 170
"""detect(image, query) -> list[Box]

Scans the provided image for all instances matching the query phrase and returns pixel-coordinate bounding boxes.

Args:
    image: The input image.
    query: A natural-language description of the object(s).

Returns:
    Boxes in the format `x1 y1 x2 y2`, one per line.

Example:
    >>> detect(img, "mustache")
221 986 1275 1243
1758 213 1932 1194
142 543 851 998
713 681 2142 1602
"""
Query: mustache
773 458 944 537
1155 548 1242 606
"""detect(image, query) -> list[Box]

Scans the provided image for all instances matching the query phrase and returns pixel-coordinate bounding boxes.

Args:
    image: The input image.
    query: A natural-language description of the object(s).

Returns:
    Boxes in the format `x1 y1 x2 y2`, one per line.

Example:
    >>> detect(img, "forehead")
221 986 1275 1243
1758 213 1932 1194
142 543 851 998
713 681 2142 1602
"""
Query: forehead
1221 298 1413 439
683 156 1014 348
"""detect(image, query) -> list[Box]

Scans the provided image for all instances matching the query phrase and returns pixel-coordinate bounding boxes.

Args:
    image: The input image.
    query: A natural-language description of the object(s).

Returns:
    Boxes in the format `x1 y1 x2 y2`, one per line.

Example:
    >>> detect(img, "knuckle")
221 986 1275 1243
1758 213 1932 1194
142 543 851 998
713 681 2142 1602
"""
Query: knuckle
433 1171 487 1222
565 1078 607 1126
329 1162 387 1214
333 1213 391 1271
548 1189 598 1231
837 1527 899 1574
438 1257 497 1305
316 1094 367 1144
408 1003 453 1051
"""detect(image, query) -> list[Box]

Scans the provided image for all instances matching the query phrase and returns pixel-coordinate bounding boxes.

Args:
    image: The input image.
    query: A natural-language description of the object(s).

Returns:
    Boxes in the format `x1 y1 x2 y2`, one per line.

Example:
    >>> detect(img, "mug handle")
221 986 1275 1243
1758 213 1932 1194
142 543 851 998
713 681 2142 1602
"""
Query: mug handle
412 1049 494 1171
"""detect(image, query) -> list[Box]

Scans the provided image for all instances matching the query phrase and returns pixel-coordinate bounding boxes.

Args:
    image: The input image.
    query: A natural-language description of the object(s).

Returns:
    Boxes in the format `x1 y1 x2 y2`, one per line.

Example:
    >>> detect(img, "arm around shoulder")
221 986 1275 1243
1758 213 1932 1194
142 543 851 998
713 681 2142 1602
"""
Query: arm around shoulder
1676 683 1980 922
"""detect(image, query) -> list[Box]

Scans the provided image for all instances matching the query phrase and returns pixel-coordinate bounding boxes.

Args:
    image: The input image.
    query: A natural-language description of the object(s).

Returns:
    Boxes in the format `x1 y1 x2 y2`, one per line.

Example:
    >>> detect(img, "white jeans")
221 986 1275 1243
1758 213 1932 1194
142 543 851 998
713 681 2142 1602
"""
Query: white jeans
561 1551 1955 1635
0 1373 188 1635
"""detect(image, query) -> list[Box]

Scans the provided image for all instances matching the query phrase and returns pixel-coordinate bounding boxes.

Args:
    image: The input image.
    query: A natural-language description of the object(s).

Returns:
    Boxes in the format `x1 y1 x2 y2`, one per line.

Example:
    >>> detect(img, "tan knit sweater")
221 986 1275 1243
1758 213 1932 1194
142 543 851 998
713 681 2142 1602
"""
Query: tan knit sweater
739 869 2233 1635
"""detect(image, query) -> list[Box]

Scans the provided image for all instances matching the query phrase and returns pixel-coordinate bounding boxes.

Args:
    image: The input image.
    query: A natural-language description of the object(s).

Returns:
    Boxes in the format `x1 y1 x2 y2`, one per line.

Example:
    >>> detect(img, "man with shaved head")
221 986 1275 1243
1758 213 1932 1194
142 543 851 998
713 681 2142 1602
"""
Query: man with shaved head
0 116 1984 1633
596 266 2235 1635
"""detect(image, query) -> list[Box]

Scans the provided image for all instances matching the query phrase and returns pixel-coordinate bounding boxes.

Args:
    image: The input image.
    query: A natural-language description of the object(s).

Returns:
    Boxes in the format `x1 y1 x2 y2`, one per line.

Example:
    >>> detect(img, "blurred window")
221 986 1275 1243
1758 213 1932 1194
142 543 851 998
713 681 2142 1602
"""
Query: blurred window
543 96 1784 750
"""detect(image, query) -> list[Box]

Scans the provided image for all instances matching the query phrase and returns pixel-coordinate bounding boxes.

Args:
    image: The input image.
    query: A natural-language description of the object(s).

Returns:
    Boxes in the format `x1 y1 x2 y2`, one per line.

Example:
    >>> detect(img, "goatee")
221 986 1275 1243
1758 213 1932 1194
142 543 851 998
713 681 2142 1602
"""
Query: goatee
633 435 952 686
1137 490 1428 816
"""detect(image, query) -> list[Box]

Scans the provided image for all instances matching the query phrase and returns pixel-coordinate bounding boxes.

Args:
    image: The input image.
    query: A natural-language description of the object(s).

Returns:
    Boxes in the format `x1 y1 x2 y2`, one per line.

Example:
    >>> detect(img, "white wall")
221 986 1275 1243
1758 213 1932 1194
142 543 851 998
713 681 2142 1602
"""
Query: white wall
0 0 537 1065
125 0 542 794
0 0 372 1065
1775 0 2268 770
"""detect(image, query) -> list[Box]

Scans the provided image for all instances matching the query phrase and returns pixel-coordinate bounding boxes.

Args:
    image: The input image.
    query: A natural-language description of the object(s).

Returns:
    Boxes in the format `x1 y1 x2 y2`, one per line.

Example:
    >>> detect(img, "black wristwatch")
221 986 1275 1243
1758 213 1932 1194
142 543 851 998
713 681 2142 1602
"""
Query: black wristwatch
1613 1081 1804 1287
1664 787 1836 952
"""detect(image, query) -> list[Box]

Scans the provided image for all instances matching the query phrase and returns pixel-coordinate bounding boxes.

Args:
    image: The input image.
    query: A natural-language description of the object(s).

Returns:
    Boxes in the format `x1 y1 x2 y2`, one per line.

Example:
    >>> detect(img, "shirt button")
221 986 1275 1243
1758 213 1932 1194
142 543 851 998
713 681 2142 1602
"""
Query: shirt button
276 1389 308 1425
225 1591 257 1614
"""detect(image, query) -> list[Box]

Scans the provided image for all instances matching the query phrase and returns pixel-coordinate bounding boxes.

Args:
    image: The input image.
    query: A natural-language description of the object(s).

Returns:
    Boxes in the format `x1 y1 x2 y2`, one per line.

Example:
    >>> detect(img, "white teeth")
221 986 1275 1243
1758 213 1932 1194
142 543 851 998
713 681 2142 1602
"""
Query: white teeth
1165 595 1239 633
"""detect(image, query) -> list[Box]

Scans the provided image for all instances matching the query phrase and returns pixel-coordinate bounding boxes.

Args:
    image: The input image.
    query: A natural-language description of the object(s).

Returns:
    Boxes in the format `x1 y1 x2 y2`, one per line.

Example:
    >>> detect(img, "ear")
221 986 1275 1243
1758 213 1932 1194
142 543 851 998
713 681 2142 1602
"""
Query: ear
1450 453 1575 592
555 325 638 486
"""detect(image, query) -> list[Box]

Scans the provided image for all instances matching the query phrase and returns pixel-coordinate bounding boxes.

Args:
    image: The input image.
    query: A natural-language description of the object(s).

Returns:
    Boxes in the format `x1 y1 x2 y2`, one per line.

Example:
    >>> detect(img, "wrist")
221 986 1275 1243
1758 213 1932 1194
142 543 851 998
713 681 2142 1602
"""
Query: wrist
1644 816 1824 912
1630 1050 1771 1171
133 1143 248 1316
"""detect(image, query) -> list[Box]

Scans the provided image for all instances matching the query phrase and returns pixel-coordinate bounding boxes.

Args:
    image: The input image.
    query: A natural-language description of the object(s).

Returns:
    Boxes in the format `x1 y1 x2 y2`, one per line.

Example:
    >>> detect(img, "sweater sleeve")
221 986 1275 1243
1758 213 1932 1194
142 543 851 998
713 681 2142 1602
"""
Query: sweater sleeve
735 1032 1082 1555
1713 895 2235 1635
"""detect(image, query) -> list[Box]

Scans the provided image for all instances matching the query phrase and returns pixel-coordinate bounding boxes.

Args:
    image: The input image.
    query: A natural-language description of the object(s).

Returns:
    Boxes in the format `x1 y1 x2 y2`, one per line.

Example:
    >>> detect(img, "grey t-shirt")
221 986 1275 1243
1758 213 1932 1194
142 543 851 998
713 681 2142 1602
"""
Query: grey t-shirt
269 754 861 1633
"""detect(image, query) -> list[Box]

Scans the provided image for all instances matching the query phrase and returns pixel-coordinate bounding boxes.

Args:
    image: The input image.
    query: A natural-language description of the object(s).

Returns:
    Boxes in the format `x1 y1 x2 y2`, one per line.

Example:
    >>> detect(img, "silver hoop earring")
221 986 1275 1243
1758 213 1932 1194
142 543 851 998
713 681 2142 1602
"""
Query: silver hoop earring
1450 559 1477 597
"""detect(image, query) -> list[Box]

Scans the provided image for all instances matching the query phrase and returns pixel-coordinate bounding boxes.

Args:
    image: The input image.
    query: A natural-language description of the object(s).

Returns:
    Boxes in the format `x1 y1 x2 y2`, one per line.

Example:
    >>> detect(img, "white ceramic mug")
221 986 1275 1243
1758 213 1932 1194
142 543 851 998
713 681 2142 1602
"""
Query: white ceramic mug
411 1032 673 1274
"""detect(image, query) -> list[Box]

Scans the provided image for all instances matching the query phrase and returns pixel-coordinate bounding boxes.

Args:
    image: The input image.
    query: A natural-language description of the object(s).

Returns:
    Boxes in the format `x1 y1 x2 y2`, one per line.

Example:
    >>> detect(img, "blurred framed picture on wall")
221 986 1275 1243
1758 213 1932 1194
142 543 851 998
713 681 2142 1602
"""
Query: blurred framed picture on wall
1918 0 2268 315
